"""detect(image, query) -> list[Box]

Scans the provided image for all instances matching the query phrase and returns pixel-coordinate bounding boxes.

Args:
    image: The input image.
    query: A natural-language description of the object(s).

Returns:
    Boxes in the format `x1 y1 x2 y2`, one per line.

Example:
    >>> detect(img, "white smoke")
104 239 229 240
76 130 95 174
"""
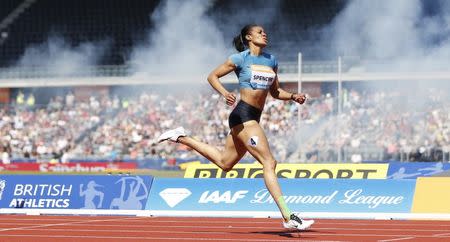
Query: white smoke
292 0 450 163
16 35 109 76
327 0 450 71
130 0 228 79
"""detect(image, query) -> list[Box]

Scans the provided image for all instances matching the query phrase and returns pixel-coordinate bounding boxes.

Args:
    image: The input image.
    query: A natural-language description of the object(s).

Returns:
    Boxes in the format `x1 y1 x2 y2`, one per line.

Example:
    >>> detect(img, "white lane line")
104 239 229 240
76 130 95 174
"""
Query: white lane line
378 237 415 242
0 234 345 241
0 229 442 239
0 218 82 222
0 227 429 240
0 232 442 240
9 228 229 235
1 218 450 227
433 232 450 237
0 217 138 232
2 219 449 229
130 219 450 226
318 222 450 227
5 226 450 233
0 217 144 222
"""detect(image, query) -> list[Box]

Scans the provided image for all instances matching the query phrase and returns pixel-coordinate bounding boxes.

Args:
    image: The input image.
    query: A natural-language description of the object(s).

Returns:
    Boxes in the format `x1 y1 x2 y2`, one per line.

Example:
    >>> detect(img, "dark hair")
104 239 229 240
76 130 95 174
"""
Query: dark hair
232 24 258 52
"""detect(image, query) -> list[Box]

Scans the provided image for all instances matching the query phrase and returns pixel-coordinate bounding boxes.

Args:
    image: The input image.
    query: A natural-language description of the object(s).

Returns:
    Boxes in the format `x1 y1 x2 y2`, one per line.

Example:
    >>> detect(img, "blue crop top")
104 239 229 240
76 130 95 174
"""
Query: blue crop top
228 49 278 90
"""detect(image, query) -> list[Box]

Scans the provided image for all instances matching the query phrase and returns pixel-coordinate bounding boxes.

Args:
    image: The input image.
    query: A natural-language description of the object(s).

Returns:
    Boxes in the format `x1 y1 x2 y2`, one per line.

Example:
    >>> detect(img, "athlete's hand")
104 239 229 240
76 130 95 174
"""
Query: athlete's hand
224 92 236 106
292 93 307 104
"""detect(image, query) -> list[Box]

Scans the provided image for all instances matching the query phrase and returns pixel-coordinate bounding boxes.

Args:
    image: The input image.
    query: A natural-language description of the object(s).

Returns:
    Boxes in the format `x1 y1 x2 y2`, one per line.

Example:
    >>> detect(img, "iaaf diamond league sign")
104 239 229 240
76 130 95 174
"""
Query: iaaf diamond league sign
0 175 153 209
146 178 416 213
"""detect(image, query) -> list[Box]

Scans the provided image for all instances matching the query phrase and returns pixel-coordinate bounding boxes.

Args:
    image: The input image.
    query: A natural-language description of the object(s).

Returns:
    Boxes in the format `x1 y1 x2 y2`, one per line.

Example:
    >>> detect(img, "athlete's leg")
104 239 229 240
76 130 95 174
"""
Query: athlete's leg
232 121 290 221
233 122 314 229
178 133 246 171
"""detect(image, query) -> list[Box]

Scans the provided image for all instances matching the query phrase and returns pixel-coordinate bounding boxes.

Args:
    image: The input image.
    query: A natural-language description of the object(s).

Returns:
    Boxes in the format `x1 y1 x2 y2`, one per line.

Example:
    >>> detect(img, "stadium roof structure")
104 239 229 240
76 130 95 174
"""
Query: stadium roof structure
1 71 450 88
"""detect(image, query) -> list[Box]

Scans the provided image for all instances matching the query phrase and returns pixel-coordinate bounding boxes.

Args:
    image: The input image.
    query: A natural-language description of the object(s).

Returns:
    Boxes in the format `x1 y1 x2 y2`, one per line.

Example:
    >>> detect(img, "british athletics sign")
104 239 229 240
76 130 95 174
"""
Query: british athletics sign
0 175 152 210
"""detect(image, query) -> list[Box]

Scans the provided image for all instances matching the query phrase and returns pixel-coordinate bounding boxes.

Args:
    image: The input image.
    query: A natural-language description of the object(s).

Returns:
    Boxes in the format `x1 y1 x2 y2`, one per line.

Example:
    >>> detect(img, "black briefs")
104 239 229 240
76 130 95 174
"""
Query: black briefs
228 100 262 129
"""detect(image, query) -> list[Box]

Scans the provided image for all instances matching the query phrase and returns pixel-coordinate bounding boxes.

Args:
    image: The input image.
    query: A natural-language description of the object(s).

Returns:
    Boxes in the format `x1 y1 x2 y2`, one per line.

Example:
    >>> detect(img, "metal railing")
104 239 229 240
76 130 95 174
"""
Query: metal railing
0 61 348 79
301 146 450 163
0 65 131 79
2 56 450 79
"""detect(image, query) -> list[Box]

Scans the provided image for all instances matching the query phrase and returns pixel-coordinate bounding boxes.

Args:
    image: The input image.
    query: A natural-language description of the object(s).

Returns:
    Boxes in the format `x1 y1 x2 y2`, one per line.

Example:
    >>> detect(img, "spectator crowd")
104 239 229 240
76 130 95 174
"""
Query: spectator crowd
300 88 450 163
1 86 449 164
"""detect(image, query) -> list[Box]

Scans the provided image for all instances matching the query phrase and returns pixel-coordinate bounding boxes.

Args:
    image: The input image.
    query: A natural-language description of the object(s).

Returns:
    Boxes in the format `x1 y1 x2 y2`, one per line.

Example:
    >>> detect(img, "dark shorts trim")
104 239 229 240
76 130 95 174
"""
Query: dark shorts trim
228 100 262 129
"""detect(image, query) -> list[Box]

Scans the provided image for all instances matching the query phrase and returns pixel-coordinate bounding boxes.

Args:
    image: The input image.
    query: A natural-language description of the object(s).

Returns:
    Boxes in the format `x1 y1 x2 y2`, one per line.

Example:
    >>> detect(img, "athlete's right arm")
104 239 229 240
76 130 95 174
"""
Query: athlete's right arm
207 59 237 106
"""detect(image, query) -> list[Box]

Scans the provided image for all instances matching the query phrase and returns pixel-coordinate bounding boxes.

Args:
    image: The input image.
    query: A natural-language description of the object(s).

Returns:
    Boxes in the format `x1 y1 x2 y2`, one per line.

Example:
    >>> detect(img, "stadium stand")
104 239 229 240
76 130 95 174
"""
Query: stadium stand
1 85 449 165
0 1 22 21
0 0 343 68
290 88 450 163
269 0 344 61
0 0 160 67
1 87 305 164
1 0 449 166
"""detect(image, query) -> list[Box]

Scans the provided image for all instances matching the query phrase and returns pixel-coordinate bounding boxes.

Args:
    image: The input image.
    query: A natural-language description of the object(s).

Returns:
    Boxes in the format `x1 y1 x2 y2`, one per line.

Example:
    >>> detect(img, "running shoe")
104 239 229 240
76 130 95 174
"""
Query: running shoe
157 127 186 143
282 213 314 230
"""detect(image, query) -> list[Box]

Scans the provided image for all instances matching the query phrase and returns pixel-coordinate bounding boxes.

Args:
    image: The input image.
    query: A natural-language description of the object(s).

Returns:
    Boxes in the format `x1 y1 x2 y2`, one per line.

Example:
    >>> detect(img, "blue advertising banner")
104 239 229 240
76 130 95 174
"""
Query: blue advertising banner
146 178 416 213
387 162 450 179
0 175 153 210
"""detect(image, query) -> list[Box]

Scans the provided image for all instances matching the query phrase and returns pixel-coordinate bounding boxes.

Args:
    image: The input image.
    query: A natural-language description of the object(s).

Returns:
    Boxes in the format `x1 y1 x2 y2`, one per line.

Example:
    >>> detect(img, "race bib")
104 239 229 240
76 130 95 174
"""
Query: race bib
250 65 276 89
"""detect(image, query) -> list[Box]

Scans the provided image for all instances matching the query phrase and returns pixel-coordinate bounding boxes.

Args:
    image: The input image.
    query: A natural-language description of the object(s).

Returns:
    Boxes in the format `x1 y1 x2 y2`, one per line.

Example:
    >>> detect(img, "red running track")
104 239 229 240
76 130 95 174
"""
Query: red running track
0 215 449 241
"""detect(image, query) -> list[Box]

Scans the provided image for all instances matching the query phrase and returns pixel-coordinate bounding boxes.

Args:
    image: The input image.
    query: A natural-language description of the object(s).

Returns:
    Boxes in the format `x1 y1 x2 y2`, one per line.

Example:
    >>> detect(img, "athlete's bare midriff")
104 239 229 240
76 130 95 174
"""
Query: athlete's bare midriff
240 88 269 110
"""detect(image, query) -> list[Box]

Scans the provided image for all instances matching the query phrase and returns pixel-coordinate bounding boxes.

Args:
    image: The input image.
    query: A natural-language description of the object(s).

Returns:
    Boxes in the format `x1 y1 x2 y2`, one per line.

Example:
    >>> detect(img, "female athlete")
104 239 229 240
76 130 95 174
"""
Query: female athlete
158 24 314 230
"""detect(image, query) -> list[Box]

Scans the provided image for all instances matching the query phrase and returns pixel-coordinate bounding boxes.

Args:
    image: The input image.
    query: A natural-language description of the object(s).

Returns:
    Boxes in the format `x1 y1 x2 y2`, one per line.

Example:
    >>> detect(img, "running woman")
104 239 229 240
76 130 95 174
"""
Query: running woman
158 24 314 230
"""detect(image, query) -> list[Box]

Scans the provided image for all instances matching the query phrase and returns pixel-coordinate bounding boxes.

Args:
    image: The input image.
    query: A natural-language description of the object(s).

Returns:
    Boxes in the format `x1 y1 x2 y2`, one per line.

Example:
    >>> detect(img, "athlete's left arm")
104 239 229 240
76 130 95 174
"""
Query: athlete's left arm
270 68 307 104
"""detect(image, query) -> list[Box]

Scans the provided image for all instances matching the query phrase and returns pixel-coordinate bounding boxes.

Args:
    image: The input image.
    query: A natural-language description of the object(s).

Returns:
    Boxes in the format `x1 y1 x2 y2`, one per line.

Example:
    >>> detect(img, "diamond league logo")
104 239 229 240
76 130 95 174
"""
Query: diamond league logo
159 188 192 208
0 180 6 200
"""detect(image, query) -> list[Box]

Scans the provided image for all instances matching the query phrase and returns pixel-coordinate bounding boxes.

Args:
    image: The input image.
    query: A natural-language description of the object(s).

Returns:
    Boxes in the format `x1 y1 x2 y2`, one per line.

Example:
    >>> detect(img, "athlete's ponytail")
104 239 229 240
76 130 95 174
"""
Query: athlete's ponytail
232 24 257 52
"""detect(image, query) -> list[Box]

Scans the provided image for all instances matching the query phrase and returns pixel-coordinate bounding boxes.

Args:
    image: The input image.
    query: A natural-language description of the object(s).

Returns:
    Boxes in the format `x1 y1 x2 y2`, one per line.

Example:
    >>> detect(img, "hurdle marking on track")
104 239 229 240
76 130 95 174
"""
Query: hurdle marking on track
0 217 138 232
433 232 450 237
378 237 416 242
